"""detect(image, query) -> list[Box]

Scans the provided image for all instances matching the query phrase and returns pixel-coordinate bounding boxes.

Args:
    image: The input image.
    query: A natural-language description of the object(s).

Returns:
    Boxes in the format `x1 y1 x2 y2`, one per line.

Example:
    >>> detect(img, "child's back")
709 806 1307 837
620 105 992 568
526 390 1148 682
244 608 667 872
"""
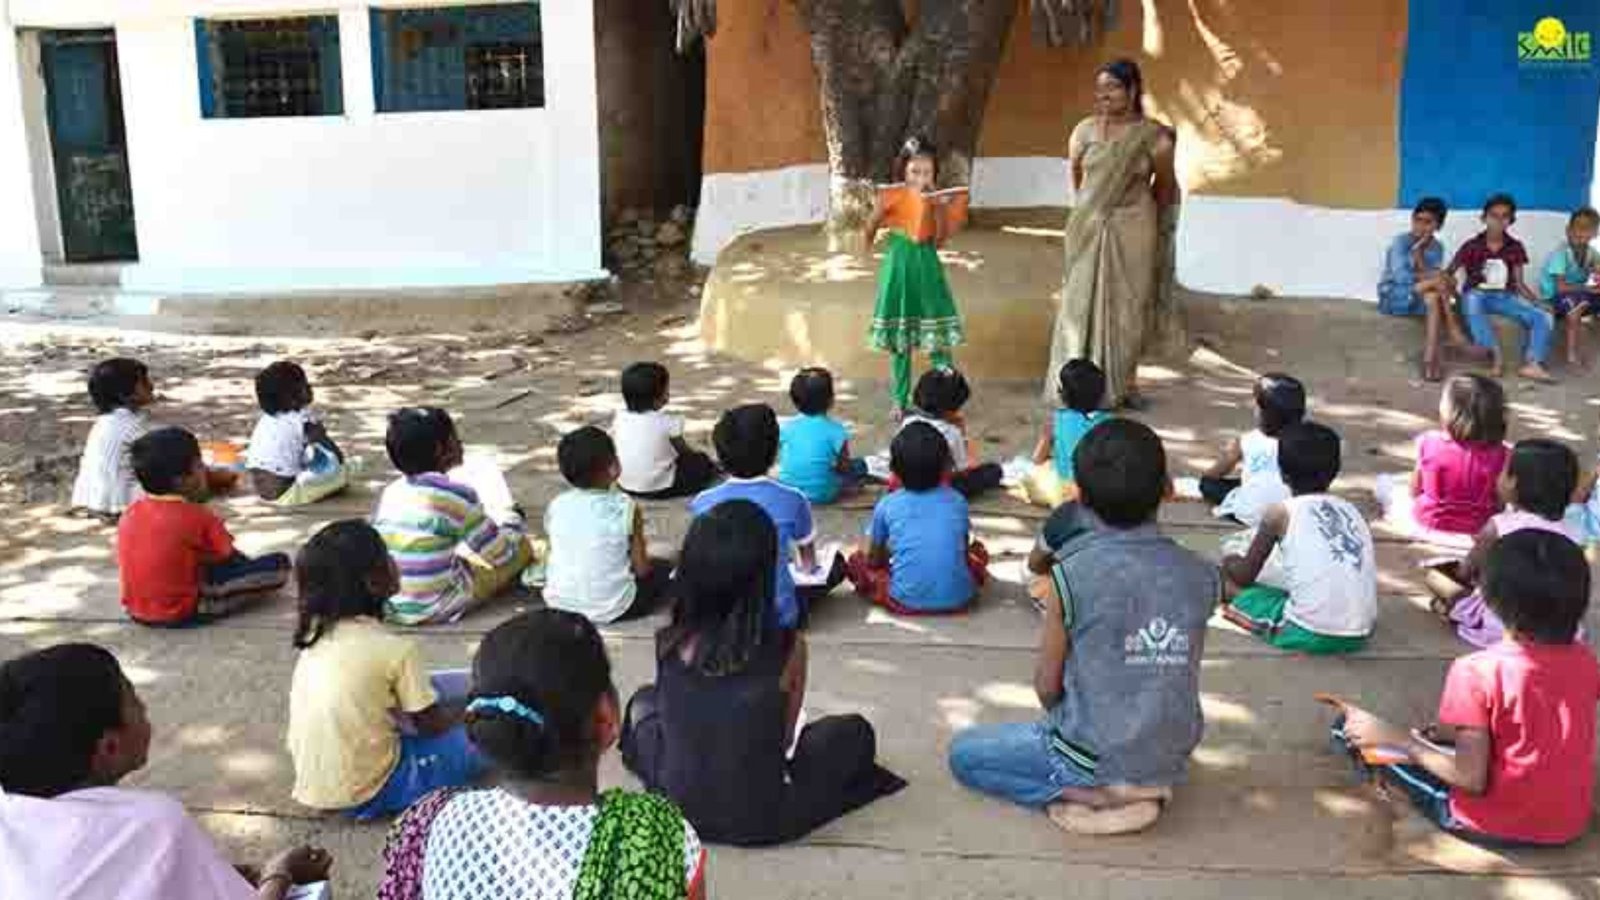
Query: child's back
870 485 973 612
1051 408 1109 480
779 413 850 503
118 493 232 624
1415 430 1509 533
543 486 637 622
1274 493 1376 637
73 358 155 517
614 407 681 493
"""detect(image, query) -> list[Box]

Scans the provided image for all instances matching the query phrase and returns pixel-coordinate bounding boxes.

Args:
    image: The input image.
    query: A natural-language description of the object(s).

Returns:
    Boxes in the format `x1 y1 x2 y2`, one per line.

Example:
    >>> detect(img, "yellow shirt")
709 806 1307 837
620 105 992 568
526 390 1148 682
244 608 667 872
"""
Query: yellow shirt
286 617 437 809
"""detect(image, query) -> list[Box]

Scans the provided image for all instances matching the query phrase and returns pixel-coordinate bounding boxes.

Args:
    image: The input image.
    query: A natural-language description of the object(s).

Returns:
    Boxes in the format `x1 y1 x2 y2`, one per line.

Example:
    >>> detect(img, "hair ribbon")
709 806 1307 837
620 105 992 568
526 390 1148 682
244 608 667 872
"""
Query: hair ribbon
467 695 545 726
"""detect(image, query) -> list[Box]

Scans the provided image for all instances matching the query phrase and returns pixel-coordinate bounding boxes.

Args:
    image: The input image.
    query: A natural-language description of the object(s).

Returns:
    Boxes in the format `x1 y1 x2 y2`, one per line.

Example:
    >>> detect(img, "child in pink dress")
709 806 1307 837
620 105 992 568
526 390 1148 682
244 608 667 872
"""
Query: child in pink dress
1430 440 1584 648
1378 374 1510 548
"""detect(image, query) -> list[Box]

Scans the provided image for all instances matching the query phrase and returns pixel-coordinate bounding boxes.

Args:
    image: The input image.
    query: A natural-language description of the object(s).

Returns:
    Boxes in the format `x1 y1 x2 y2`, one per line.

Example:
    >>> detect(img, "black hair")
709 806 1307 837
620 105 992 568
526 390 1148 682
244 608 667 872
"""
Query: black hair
1074 418 1166 528
1277 421 1341 495
621 362 670 413
1254 373 1307 437
1413 196 1448 226
468 609 617 780
891 421 951 492
1506 439 1578 520
894 135 939 182
0 643 126 798
713 403 779 478
385 407 457 476
1482 192 1518 223
1096 58 1145 115
1057 359 1107 413
789 367 836 416
294 520 391 649
659 500 778 676
1442 374 1507 444
913 367 972 417
255 361 311 416
130 426 201 495
87 357 148 414
1571 206 1600 229
558 426 618 489
1484 530 1590 645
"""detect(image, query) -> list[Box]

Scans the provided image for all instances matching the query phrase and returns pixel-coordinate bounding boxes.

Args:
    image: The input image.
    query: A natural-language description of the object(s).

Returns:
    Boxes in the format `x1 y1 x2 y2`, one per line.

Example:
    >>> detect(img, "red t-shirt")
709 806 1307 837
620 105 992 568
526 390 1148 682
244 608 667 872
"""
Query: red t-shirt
1413 431 1509 535
1440 640 1600 844
1449 232 1529 291
117 496 235 623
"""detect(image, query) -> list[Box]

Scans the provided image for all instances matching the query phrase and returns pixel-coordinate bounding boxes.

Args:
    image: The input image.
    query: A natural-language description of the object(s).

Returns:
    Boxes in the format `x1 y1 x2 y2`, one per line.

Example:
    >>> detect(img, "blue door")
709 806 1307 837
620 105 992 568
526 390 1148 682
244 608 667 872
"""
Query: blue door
41 30 139 262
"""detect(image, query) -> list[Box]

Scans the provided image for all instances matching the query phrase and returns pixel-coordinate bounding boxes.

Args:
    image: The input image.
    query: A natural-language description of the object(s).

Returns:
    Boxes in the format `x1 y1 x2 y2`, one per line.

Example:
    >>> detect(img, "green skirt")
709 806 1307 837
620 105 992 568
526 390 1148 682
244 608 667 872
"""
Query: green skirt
870 231 965 354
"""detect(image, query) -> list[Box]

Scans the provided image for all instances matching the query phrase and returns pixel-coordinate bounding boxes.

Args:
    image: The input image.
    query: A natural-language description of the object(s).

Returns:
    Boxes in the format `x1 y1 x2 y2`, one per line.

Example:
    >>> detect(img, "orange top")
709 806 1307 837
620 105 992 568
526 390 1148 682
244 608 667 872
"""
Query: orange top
878 185 969 243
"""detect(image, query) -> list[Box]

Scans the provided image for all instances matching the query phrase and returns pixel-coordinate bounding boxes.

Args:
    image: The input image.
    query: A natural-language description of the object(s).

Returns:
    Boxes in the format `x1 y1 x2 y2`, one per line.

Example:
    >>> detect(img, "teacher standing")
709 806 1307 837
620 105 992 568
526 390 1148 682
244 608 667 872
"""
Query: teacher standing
1046 58 1181 409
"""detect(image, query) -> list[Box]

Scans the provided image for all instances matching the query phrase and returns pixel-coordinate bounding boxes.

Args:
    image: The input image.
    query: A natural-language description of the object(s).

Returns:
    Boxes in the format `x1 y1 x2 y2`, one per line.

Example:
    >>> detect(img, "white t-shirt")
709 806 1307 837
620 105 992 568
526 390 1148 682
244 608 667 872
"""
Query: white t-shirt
245 408 313 477
543 488 638 623
1215 429 1291 527
1272 494 1377 637
71 408 151 515
613 410 684 493
901 413 968 470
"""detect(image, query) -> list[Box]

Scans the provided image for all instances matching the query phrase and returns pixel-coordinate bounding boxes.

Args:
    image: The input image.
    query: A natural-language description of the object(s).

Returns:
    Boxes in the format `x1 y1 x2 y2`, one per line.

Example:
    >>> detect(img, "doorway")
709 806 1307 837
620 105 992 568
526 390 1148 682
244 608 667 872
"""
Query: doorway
39 29 138 262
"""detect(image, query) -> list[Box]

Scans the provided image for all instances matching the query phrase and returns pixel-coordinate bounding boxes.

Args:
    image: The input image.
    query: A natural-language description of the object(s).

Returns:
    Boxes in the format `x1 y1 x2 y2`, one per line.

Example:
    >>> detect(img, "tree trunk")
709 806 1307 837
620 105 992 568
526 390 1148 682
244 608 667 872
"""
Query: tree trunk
794 0 1019 247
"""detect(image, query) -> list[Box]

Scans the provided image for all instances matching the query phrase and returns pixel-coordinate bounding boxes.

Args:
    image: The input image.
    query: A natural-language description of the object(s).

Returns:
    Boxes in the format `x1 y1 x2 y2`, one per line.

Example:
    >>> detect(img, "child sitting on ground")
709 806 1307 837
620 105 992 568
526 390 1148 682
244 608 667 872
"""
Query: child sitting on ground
950 419 1219 835
544 426 673 624
614 361 718 499
1332 531 1598 847
1023 359 1111 508
778 367 866 505
245 361 347 506
118 427 290 626
1379 197 1477 381
1446 192 1556 382
623 501 904 846
287 520 481 819
847 422 988 615
372 408 533 626
1539 206 1600 369
690 404 841 630
900 367 1002 498
1200 373 1304 527
1220 422 1377 654
0 643 332 900
1426 439 1582 649
1377 374 1510 547
377 610 707 900
71 358 153 521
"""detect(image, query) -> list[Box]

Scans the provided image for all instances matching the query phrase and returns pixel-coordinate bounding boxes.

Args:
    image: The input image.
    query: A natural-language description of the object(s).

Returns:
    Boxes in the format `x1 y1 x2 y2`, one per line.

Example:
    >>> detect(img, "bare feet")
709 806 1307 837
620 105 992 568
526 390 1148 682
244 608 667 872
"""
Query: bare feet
1487 351 1504 378
1421 355 1443 383
1048 798 1164 835
1518 362 1556 384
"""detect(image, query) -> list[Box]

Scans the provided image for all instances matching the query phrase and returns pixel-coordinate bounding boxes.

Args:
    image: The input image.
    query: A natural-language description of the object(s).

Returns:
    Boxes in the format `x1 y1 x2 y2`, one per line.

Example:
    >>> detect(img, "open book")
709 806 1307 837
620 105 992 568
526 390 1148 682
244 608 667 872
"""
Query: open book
1316 694 1457 766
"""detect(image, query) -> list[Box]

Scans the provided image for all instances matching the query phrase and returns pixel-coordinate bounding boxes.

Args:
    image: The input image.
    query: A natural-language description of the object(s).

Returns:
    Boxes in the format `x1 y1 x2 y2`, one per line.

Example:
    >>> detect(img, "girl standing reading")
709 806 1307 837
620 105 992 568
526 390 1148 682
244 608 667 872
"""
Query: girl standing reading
865 137 970 413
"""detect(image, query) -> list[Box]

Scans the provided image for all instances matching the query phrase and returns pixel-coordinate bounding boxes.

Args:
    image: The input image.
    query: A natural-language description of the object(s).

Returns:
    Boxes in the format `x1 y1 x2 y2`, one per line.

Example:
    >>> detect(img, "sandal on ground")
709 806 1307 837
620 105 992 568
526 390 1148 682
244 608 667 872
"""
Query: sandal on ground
1518 363 1557 384
1421 357 1443 383
1048 798 1165 836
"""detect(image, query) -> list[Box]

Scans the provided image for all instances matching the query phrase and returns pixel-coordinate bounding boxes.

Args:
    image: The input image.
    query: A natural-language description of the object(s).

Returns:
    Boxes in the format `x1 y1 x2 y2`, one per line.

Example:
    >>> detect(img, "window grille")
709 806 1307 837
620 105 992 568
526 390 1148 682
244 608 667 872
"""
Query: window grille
195 16 344 119
372 4 544 113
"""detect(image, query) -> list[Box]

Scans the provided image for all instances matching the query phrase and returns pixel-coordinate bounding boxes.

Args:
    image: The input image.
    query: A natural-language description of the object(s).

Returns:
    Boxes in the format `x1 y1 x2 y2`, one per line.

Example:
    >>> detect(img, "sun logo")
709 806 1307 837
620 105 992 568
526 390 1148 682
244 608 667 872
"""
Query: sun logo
1534 16 1568 50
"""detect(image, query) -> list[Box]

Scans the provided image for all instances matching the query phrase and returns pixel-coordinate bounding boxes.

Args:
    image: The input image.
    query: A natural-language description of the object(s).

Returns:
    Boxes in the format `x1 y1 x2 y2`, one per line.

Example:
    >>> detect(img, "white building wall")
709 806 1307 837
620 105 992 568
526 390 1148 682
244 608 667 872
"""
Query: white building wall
0 4 44 288
3 0 604 292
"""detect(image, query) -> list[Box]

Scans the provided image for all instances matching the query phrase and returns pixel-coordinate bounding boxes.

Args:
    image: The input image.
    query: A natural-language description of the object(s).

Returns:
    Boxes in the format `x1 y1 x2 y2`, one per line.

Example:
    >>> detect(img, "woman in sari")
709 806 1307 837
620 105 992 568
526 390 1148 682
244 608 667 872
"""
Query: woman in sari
1046 58 1181 409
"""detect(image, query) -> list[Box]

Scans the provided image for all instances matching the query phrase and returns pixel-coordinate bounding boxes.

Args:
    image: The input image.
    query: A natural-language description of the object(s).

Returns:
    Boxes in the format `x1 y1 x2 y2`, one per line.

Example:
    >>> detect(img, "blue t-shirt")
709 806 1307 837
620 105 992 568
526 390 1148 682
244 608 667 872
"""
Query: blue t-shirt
1052 409 1111 481
868 486 973 612
779 414 850 504
1540 243 1596 299
1378 232 1445 310
689 478 815 628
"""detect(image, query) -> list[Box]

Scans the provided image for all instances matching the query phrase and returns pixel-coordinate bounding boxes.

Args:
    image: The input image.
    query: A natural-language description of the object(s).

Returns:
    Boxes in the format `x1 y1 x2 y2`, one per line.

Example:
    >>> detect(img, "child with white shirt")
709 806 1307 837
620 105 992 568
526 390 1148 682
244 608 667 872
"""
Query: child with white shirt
1200 373 1304 527
613 362 718 500
245 361 348 506
71 358 154 521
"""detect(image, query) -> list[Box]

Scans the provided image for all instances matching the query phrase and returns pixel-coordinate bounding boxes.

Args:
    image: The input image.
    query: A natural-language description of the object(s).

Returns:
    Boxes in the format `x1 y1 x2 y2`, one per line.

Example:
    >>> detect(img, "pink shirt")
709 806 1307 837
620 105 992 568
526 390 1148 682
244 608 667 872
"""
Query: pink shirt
1439 640 1600 844
1412 431 1509 535
0 787 255 900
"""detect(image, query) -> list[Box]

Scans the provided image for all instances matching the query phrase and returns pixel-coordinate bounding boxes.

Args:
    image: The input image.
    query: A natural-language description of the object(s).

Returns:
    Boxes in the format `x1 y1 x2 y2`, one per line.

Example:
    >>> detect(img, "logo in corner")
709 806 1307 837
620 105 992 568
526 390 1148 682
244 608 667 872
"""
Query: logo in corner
1519 16 1592 66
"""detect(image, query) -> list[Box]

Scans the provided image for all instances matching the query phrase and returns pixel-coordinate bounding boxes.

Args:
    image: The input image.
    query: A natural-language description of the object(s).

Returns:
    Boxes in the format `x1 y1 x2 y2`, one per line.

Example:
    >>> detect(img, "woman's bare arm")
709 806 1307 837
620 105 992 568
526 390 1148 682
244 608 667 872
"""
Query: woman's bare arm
1151 127 1179 208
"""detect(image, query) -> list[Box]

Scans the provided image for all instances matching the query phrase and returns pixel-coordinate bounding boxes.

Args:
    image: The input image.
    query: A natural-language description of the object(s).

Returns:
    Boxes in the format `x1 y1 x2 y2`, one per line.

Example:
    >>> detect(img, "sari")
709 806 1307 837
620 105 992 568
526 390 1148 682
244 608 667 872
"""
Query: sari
1046 118 1182 406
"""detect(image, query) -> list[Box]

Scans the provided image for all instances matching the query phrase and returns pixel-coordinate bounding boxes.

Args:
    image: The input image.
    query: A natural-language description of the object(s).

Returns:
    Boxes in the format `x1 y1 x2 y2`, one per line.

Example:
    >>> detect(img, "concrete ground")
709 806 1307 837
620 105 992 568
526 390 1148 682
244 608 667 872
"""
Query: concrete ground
5 281 1600 899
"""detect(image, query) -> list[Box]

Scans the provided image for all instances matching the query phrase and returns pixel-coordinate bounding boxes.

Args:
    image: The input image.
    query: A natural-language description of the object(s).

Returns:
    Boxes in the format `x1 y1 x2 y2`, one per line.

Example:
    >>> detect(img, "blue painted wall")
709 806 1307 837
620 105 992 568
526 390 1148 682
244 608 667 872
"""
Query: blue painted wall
1399 1 1600 211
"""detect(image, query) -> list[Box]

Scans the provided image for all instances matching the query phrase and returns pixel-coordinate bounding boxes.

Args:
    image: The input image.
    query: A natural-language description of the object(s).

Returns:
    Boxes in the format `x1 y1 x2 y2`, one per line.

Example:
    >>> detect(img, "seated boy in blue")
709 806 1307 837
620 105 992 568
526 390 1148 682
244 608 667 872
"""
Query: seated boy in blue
778 367 866 504
951 419 1220 835
690 404 840 628
846 422 987 615
1024 359 1111 508
1379 197 1473 382
1538 206 1600 368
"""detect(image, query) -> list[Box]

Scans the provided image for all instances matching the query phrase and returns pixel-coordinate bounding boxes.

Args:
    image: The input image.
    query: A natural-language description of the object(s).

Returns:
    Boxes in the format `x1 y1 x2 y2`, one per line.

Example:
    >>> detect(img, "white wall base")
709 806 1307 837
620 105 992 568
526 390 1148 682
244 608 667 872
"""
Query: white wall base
114 262 610 294
693 159 1574 303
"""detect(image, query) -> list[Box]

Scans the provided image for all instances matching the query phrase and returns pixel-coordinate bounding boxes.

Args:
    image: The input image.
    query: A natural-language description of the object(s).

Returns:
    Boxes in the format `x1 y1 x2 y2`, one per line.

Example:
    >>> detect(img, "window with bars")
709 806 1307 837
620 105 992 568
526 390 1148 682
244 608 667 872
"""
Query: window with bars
371 4 544 113
195 16 344 119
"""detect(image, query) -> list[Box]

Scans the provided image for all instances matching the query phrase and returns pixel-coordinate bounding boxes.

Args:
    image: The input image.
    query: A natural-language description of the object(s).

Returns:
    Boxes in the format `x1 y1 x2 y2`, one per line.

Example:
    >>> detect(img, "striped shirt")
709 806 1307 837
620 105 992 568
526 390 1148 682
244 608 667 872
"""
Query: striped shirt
372 473 521 625
72 408 152 515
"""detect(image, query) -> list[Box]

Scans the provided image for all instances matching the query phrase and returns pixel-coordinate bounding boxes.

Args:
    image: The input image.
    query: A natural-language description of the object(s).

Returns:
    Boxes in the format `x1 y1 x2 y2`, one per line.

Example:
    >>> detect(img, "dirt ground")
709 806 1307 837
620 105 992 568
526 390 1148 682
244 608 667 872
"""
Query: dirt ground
5 275 1600 898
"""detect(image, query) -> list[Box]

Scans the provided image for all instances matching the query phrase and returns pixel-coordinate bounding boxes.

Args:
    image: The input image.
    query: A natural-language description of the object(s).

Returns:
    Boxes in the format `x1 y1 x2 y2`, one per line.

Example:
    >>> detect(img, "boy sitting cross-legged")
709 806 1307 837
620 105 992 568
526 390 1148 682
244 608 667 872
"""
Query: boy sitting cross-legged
950 418 1219 834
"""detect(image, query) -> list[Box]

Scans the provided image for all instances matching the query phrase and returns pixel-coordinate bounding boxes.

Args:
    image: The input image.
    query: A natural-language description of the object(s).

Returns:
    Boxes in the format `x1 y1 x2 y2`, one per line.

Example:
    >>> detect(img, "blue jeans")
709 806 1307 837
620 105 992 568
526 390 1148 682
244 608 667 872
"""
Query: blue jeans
948 720 1095 808
1461 289 1553 364
350 670 482 820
